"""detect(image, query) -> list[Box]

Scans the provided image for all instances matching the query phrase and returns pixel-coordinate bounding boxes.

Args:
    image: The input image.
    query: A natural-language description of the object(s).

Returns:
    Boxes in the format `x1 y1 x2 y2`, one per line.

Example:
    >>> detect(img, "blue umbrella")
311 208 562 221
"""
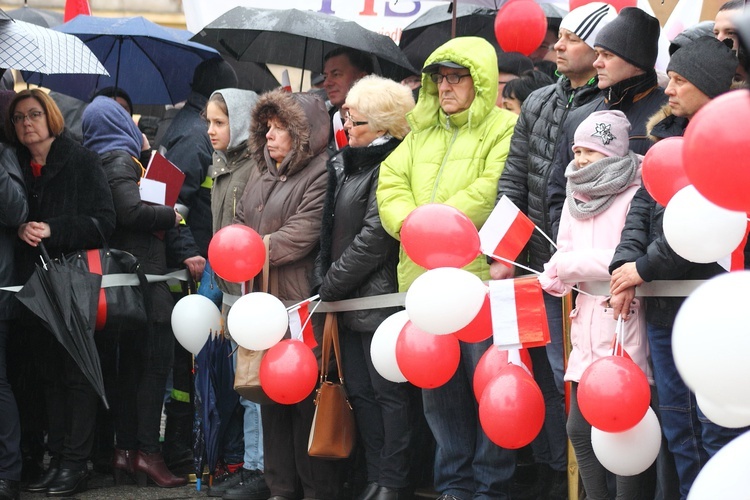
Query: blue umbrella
23 16 219 104
194 332 239 487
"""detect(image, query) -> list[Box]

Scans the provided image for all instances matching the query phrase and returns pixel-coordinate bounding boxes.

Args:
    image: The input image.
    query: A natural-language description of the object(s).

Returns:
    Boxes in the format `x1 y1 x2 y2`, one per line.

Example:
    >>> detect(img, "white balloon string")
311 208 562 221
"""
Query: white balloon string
489 254 594 297
614 314 624 356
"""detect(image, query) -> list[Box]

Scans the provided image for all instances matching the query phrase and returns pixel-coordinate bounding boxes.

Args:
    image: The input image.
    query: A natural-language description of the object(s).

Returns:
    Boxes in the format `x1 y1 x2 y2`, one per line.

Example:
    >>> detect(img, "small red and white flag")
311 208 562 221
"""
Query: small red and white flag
718 221 749 272
332 111 348 150
281 69 292 93
489 276 549 349
64 0 91 22
479 195 535 264
289 300 317 349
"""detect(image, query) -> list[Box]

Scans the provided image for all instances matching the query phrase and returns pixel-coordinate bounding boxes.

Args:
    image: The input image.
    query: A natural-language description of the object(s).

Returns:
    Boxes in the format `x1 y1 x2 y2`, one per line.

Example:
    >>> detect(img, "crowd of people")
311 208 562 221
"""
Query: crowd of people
1 1 750 500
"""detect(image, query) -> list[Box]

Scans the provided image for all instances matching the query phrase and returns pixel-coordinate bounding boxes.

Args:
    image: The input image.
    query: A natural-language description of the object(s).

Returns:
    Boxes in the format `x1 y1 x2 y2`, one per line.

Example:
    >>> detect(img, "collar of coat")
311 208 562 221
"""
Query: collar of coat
341 139 401 176
604 70 659 110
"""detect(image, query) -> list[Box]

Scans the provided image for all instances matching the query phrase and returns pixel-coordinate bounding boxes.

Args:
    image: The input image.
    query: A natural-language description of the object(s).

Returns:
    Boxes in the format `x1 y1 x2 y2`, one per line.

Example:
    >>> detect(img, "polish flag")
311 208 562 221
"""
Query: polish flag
479 195 535 263
64 0 91 22
332 111 348 150
281 69 292 92
718 221 749 272
489 276 550 349
289 301 317 349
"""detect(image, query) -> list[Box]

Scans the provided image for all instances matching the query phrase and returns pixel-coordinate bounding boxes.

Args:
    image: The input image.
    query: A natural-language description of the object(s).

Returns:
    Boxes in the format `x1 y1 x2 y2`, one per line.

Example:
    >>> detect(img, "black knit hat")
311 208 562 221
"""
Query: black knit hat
594 7 660 71
191 58 238 98
497 52 534 77
667 37 737 99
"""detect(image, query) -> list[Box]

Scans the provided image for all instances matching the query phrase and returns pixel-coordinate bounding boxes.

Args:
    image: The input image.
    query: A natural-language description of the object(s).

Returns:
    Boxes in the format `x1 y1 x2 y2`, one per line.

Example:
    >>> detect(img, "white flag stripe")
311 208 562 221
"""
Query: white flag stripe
490 280 522 349
479 196 520 254
288 309 304 341
717 254 732 272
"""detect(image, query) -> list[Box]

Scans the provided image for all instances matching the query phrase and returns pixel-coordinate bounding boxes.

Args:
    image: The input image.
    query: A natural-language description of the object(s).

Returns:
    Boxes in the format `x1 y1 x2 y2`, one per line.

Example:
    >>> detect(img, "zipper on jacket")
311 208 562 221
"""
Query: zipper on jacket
430 128 459 203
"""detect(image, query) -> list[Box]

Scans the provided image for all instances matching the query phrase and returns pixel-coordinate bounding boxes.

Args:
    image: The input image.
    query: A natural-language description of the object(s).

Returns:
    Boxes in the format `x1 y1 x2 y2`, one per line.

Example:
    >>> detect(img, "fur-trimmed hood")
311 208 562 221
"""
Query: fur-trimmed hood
249 90 330 177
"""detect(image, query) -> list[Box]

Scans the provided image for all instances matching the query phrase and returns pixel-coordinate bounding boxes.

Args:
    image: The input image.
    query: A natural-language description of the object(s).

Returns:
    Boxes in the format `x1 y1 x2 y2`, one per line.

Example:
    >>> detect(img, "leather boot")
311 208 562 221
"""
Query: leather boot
26 458 59 493
112 449 135 485
163 400 193 469
132 451 188 488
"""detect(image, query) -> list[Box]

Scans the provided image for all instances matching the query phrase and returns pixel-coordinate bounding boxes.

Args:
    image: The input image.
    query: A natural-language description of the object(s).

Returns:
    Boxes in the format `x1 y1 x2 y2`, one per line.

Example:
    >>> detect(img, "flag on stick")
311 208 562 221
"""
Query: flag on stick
289 299 317 349
64 0 91 22
281 69 292 92
489 276 550 349
480 195 535 264
332 111 347 150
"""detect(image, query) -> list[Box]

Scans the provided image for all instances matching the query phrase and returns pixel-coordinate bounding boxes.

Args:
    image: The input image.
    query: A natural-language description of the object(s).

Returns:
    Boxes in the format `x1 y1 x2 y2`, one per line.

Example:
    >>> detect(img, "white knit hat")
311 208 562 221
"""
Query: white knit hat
559 2 618 49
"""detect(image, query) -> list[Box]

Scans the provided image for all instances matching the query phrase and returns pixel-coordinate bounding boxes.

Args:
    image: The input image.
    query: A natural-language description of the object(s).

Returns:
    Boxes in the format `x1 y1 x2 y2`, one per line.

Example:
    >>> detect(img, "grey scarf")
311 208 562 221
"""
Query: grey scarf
566 151 640 220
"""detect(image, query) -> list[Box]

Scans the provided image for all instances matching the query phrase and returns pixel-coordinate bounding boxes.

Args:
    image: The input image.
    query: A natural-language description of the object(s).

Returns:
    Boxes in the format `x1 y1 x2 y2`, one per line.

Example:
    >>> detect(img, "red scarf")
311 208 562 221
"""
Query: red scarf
30 161 44 178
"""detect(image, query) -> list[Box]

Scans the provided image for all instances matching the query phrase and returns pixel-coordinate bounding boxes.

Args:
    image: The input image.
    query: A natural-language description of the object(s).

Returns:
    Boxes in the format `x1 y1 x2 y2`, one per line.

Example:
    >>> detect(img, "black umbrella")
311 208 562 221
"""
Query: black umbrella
16 243 108 409
6 5 64 28
191 6 416 83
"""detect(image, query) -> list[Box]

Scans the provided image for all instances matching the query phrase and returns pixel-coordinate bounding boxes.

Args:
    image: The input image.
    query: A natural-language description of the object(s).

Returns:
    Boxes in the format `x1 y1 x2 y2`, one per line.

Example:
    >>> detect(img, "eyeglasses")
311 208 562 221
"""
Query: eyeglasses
11 110 45 125
430 73 471 85
344 112 368 127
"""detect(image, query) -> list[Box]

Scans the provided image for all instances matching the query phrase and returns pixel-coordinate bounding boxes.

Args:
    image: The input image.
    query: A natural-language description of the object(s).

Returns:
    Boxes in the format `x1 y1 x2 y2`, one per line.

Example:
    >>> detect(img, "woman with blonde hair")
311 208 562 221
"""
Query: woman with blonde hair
313 75 415 500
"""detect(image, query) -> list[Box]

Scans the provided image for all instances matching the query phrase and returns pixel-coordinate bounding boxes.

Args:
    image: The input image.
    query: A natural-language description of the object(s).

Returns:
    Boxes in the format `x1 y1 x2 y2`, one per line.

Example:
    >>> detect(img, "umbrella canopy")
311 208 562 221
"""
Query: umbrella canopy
0 10 10 22
16 244 108 408
191 6 416 81
194 332 239 478
0 18 107 75
23 16 220 105
400 3 499 71
6 6 64 28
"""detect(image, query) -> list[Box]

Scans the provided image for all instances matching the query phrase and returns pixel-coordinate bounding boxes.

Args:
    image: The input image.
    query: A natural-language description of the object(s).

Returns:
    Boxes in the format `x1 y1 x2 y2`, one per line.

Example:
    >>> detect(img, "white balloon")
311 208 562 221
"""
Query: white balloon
171 294 221 355
227 292 288 351
591 407 661 476
688 430 750 499
405 268 486 335
696 393 750 429
370 311 409 383
663 185 746 264
673 272 750 408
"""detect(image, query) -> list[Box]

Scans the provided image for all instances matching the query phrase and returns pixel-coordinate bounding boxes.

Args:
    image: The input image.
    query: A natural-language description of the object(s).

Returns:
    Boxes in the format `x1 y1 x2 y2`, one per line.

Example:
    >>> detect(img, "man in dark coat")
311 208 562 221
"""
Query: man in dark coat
157 57 238 468
491 4 617 497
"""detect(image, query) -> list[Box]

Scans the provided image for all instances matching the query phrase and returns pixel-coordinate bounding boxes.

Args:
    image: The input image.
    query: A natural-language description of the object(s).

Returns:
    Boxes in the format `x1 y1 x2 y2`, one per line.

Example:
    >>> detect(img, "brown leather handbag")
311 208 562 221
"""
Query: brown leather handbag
307 312 356 459
233 235 274 404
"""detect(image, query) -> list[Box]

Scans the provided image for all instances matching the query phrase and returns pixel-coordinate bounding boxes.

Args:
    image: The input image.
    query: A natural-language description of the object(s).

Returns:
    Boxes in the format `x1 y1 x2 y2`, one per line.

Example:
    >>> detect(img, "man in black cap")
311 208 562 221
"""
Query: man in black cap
495 52 534 107
608 36 743 499
158 56 238 471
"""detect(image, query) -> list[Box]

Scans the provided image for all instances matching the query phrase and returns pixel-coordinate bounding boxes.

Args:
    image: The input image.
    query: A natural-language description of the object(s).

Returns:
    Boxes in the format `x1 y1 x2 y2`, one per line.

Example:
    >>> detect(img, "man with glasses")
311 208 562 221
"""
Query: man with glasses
377 37 518 500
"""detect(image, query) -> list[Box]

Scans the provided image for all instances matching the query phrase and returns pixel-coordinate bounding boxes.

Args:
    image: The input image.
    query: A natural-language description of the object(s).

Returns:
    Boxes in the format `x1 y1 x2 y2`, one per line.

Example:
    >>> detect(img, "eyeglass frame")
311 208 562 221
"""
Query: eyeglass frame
11 110 46 125
429 73 472 85
344 112 368 127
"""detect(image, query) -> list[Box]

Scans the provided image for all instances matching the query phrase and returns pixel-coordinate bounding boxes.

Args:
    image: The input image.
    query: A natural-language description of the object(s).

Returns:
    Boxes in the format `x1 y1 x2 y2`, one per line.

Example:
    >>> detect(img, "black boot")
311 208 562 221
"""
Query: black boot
163 400 193 469
0 479 20 500
26 458 60 493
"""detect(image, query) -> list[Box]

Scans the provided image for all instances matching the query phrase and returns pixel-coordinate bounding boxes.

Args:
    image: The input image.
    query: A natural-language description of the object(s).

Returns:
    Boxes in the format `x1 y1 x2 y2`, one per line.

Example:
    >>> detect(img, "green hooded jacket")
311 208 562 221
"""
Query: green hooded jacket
377 36 518 290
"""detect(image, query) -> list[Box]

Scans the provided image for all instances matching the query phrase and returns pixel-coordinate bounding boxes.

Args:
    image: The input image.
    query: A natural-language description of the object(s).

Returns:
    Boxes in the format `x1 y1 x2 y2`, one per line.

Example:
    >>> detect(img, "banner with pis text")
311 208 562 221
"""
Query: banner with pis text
184 0 569 43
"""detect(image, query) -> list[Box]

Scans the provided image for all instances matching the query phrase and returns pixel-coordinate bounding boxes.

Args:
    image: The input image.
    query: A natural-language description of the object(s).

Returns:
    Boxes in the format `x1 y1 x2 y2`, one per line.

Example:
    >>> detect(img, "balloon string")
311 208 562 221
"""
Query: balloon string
488 254 594 297
614 314 624 356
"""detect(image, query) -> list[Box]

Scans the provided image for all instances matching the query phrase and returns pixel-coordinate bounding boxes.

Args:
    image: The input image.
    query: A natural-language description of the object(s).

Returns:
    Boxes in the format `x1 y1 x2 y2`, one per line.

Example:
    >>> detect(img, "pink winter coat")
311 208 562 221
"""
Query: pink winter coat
539 167 652 384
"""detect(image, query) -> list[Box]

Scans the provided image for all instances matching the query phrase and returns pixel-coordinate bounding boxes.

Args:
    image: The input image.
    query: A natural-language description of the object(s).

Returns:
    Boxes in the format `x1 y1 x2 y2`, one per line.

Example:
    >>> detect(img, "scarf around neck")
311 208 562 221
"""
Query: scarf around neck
565 151 640 220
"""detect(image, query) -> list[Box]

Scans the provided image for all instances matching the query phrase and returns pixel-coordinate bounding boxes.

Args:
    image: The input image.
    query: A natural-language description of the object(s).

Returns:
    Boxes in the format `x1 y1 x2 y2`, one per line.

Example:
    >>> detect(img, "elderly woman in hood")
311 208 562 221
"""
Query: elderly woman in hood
81 96 184 489
234 90 341 500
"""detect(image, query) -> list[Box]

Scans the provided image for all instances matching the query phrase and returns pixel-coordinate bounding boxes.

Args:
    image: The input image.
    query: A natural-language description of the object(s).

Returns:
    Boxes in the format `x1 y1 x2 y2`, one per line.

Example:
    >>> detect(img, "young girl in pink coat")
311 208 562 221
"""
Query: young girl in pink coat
539 110 652 499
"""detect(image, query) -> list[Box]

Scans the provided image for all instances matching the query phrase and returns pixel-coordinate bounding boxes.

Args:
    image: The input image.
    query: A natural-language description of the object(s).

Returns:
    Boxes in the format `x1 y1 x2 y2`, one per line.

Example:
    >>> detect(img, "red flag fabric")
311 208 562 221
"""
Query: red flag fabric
289 302 317 349
489 276 550 349
332 111 348 150
64 0 91 22
718 220 749 272
479 195 535 263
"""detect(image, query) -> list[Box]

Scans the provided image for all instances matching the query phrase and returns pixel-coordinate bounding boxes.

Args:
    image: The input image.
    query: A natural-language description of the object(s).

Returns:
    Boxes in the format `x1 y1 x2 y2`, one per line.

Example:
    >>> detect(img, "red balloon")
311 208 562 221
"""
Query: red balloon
474 345 533 402
479 364 545 449
401 204 480 270
641 137 689 206
396 320 460 388
577 355 650 432
453 293 492 343
684 91 750 212
494 1 547 56
259 340 318 405
569 0 636 11
208 224 265 282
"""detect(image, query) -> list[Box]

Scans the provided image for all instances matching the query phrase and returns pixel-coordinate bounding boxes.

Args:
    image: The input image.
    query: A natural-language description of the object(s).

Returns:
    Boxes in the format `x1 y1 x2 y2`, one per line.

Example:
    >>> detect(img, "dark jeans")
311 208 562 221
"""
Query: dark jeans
422 338 516 500
567 383 649 499
340 326 411 489
106 322 174 453
261 399 343 499
0 321 21 481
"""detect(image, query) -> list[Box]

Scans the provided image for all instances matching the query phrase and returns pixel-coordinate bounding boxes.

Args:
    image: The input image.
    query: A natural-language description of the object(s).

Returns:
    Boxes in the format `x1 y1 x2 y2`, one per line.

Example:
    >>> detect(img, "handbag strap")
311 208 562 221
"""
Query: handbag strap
248 235 273 295
320 312 344 385
89 216 111 252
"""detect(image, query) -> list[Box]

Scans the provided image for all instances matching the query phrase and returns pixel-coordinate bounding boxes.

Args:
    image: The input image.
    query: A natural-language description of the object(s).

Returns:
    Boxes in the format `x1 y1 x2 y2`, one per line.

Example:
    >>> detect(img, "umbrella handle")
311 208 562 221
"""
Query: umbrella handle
38 241 52 265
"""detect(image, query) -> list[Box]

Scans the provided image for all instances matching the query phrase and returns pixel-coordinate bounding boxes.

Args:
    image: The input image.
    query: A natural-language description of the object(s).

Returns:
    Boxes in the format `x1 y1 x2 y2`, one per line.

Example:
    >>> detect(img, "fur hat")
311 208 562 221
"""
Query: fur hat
667 37 737 99
191 58 238 98
595 7 660 71
573 110 631 158
559 2 617 49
